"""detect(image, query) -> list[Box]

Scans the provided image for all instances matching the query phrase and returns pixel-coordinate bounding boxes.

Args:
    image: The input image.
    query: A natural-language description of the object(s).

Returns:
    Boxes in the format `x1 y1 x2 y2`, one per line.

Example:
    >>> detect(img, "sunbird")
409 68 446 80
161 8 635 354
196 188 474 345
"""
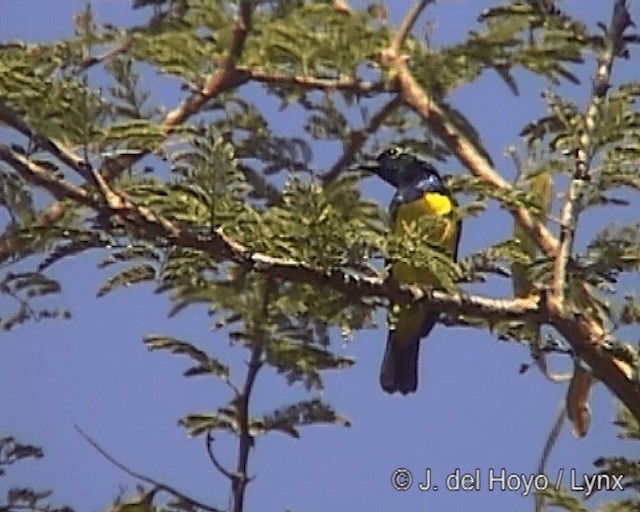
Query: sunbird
363 147 462 394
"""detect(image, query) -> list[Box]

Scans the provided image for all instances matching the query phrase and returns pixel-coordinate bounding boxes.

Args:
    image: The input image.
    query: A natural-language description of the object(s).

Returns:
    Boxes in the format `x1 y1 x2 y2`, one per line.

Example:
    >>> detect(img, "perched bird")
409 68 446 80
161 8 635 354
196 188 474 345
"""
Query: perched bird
363 147 462 394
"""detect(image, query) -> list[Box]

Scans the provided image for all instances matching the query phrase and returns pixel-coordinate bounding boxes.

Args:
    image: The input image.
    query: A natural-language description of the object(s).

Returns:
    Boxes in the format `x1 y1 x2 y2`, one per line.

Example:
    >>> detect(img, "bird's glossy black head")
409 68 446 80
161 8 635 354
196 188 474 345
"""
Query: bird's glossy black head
363 146 442 190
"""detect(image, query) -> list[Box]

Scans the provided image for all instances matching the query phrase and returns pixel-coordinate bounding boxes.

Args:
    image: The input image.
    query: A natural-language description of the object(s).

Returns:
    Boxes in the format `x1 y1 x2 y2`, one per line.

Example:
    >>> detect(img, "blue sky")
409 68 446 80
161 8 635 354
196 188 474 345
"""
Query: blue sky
1 1 639 511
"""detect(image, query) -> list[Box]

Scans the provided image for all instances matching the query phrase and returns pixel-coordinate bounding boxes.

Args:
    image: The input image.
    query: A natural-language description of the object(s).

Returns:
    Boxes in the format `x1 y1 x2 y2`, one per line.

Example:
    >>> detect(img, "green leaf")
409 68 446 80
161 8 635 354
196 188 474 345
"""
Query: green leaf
256 398 351 439
179 408 238 438
614 405 640 440
97 264 157 297
144 335 229 380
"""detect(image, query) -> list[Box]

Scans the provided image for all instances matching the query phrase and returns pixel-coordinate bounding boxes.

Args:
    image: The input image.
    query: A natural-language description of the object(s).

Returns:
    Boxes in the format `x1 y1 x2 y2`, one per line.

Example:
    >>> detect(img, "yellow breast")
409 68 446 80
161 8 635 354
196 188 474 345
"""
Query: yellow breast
392 192 457 285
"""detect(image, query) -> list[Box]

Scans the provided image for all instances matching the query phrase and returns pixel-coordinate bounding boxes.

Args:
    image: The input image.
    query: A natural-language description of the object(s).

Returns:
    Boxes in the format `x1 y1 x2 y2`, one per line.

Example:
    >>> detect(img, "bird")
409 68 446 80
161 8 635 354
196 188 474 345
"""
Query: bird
362 146 462 394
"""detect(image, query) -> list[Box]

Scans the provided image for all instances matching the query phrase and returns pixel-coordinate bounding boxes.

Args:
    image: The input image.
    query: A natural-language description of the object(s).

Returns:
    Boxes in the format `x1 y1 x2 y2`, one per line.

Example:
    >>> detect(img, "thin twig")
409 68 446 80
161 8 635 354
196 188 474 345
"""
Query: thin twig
534 401 566 512
322 96 402 183
78 36 132 69
233 67 397 95
389 0 433 55
0 1 255 266
75 425 225 512
0 144 92 204
205 430 235 481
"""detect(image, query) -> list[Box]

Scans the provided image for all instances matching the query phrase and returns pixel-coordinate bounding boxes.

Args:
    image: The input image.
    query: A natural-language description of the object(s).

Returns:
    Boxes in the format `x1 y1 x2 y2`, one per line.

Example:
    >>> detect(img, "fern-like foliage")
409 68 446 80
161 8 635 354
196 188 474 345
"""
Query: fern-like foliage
0 436 71 512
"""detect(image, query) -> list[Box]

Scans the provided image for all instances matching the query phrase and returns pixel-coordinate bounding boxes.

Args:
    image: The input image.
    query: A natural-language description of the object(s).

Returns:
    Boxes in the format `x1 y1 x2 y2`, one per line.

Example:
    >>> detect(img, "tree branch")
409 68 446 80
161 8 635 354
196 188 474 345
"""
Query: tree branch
0 2 255 266
375 1 640 421
78 36 132 69
232 343 261 512
163 1 254 128
231 279 272 512
550 310 640 421
390 0 433 55
233 67 397 95
393 63 560 258
75 426 225 512
0 101 91 182
7 131 640 420
0 144 92 204
551 0 632 302
377 2 560 259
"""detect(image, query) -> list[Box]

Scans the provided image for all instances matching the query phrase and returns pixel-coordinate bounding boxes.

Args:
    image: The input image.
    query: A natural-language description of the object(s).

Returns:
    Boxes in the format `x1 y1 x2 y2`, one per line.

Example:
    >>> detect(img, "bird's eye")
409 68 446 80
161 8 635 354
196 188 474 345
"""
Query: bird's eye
376 146 402 163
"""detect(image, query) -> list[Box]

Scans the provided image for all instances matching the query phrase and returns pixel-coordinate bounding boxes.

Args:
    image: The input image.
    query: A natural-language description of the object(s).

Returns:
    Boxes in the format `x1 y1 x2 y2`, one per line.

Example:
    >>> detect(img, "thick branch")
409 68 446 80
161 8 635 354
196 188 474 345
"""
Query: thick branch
550 311 640 421
4 142 541 324
8 142 640 419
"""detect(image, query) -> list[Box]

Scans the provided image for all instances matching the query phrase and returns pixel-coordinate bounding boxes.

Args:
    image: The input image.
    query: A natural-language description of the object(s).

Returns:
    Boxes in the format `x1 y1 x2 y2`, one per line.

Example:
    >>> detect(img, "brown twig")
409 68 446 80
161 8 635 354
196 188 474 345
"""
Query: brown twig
163 1 254 128
0 144 92 204
322 96 402 183
389 0 433 55
233 67 397 95
0 202 67 265
0 101 91 181
75 425 225 512
78 36 132 69
550 309 640 422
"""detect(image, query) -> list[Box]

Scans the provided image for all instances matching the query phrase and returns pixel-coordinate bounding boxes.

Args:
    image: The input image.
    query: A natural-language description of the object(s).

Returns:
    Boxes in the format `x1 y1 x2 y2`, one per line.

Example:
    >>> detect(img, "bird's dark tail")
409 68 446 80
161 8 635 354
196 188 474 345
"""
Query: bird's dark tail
379 311 438 394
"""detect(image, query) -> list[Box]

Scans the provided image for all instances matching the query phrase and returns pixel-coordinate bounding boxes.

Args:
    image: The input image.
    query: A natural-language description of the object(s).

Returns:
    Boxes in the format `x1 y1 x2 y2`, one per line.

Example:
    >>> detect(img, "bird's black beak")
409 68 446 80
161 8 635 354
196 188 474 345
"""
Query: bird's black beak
348 160 399 187
347 159 379 173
